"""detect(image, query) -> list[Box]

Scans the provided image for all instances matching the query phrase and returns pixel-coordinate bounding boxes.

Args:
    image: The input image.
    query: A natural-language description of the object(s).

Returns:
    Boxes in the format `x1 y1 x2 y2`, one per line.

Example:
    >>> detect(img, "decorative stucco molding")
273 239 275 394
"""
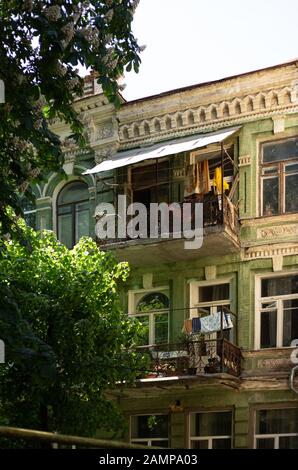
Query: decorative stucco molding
172 168 185 179
94 144 119 164
143 273 153 289
119 85 297 146
272 254 283 272
272 116 285 134
243 243 298 260
205 265 217 281
257 224 298 240
239 155 251 167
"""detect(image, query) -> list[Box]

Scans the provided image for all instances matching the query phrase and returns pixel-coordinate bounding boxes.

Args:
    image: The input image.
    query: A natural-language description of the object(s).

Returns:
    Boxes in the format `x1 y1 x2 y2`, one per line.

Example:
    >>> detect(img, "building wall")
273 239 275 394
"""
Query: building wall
31 61 298 448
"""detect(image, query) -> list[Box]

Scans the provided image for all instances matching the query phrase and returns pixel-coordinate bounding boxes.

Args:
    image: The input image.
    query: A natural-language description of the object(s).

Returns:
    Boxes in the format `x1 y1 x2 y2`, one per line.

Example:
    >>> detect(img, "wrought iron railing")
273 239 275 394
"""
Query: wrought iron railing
98 193 238 245
138 338 242 378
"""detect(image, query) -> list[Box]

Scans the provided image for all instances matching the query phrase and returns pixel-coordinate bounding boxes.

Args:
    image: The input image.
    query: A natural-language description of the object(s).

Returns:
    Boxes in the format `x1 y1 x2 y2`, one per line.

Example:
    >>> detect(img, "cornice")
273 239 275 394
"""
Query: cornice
118 84 298 148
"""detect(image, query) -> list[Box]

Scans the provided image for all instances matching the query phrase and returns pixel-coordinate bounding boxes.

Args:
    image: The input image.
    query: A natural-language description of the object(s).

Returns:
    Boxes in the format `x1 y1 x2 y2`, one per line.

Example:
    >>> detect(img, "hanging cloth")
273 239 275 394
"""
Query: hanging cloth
199 160 210 195
184 160 210 197
213 166 229 194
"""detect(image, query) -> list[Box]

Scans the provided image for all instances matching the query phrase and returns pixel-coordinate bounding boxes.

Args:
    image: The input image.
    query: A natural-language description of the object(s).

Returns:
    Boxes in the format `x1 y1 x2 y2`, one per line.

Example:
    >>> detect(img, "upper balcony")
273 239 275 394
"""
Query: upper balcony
85 127 241 267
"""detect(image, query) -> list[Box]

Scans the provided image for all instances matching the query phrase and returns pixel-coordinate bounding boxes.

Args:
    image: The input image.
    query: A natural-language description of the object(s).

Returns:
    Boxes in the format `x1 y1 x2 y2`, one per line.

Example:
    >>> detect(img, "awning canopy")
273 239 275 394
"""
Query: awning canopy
83 126 241 175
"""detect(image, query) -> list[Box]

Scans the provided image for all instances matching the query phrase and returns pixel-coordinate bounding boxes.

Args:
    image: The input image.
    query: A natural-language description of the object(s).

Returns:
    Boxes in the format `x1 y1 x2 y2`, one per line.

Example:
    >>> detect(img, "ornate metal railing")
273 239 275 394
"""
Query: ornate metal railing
98 193 238 245
138 338 242 378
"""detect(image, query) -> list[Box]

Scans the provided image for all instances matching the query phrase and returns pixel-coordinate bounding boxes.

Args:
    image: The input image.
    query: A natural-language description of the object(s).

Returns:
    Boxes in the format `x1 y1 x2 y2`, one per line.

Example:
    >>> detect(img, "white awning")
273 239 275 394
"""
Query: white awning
83 126 241 175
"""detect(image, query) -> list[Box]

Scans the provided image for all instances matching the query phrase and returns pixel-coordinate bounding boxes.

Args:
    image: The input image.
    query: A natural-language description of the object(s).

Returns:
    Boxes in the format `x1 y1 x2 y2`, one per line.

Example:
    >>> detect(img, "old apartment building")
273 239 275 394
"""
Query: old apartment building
25 59 298 448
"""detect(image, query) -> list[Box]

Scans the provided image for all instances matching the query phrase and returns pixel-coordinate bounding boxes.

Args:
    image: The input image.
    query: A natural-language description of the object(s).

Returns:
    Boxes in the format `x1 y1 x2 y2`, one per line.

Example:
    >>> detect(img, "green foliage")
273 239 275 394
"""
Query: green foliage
0 0 142 237
0 227 148 443
137 293 169 312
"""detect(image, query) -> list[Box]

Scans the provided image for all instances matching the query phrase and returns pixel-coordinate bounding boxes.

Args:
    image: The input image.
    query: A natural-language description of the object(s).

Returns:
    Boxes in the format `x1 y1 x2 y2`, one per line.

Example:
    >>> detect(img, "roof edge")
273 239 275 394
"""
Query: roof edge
124 58 298 106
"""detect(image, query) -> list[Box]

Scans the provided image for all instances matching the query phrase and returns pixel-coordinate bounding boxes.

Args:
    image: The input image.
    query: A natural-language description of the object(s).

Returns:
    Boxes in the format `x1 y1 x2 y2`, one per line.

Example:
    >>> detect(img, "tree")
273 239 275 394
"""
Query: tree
0 226 148 445
0 0 142 238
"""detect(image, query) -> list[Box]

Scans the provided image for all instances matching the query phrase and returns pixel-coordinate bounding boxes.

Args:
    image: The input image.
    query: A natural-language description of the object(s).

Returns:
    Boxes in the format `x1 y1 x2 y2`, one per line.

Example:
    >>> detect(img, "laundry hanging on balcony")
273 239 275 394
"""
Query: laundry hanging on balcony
184 160 210 198
212 166 229 194
190 311 233 334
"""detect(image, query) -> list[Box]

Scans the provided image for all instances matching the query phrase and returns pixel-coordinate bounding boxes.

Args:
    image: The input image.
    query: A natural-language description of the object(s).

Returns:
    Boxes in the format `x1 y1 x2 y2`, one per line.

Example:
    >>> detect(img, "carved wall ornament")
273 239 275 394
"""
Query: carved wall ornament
97 123 114 140
94 144 118 164
239 155 251 167
119 85 297 144
257 224 298 240
244 243 298 260
272 116 285 134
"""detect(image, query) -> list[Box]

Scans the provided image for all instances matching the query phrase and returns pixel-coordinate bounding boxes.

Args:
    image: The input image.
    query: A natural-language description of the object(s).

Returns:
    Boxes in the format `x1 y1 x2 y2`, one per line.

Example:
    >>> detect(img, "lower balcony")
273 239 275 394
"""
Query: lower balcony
137 338 242 379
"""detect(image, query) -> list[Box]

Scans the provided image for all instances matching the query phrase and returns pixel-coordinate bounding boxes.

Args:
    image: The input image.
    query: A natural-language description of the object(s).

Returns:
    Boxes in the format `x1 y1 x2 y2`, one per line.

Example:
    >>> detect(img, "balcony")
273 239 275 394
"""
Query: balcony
138 338 241 378
99 194 240 267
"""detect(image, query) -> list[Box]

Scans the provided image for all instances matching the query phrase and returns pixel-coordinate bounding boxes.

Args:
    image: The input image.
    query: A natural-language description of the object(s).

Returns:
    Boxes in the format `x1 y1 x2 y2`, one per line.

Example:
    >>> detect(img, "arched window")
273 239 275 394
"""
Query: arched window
135 292 169 345
57 181 89 248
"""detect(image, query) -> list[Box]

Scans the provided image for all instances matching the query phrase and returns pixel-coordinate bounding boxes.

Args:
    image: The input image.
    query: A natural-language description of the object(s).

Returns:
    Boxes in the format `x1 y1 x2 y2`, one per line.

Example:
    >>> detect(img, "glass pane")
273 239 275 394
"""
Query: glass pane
285 173 298 212
191 440 208 449
76 203 89 242
137 292 169 313
24 211 37 230
262 166 278 175
260 311 277 348
135 315 149 346
131 415 168 439
261 276 298 297
261 301 277 310
256 409 298 434
263 137 298 163
213 438 231 449
279 436 298 449
58 181 89 205
58 204 72 215
154 313 168 344
283 299 298 347
262 177 279 216
192 412 232 437
256 438 275 449
285 163 298 172
58 213 73 249
199 284 230 302
132 161 169 189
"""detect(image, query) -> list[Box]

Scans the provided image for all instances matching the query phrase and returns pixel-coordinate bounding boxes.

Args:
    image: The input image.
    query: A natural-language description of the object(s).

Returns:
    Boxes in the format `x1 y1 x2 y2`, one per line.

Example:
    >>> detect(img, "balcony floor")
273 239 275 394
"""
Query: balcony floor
100 224 240 267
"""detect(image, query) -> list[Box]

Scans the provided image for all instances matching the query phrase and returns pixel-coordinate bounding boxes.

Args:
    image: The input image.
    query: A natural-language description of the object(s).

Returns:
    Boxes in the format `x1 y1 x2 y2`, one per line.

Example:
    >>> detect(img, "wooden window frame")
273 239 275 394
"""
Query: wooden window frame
259 136 298 216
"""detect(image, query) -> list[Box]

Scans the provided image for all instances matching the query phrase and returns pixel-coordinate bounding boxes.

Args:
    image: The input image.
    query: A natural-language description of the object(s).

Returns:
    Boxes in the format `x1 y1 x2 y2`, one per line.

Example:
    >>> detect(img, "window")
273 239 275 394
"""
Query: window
189 411 232 449
128 289 169 346
189 280 234 342
257 274 298 348
131 160 169 207
21 196 37 230
255 408 298 449
260 136 298 216
57 181 90 248
130 414 169 447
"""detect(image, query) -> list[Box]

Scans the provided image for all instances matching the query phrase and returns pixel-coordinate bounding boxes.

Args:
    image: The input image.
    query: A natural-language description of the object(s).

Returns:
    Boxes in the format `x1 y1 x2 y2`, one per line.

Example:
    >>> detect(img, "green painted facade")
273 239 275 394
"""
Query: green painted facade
31 63 298 448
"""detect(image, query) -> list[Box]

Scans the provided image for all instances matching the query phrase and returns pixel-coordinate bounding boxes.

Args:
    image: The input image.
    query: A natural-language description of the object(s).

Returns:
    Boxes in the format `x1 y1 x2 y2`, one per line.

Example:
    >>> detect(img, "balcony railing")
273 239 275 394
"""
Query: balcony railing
138 338 242 378
99 193 238 247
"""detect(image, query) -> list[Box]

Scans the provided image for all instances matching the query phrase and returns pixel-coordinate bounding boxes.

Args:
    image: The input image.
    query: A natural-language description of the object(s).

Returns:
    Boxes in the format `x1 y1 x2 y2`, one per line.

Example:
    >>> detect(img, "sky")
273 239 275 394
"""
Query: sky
122 0 298 101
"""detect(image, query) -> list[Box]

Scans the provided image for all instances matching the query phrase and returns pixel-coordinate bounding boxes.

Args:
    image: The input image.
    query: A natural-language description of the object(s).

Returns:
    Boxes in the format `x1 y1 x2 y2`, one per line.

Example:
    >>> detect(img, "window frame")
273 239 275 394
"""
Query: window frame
255 271 298 349
130 413 169 447
252 405 298 449
189 278 232 318
128 287 170 346
259 136 298 216
56 181 90 248
188 409 234 449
